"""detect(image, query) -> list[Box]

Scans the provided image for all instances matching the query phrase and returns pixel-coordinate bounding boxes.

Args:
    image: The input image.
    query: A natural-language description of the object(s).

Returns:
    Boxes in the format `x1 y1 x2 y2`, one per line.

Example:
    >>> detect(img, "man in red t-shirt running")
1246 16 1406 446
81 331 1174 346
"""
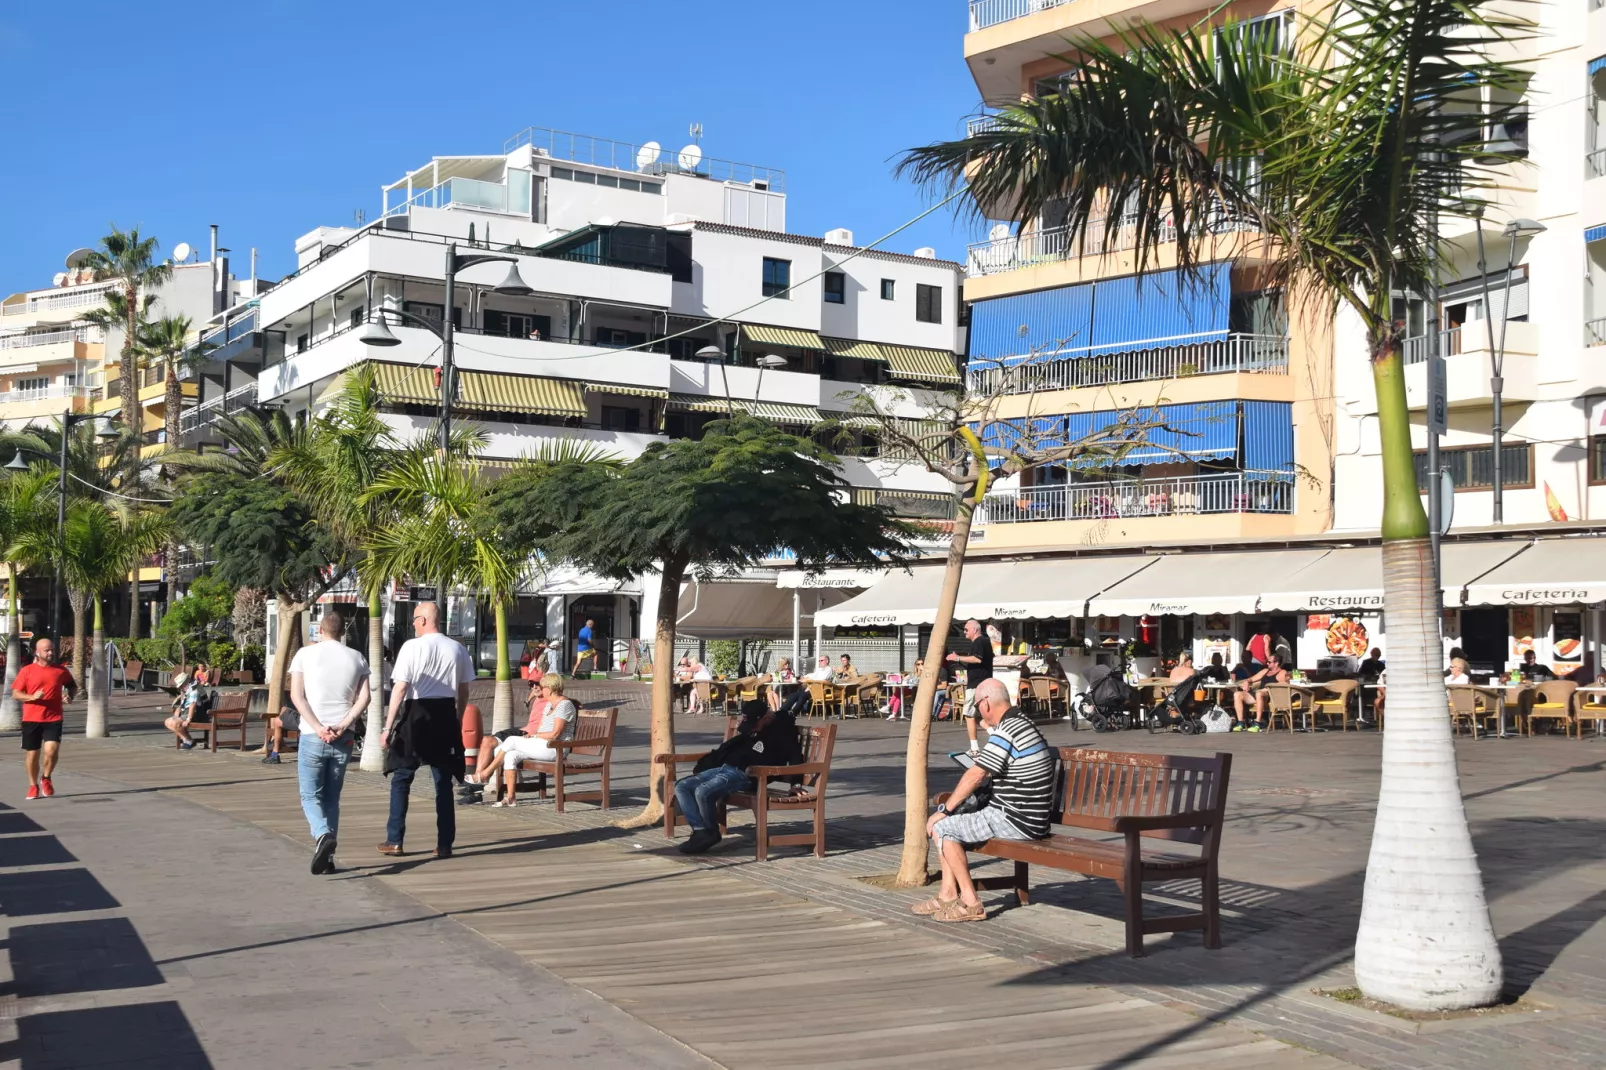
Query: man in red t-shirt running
13 638 77 800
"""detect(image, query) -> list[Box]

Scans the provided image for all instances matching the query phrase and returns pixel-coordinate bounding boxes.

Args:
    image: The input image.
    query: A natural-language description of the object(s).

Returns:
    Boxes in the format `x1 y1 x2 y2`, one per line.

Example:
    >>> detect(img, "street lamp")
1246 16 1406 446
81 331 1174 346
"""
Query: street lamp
754 353 788 401
696 344 735 418
358 242 534 451
1474 214 1546 523
5 411 120 644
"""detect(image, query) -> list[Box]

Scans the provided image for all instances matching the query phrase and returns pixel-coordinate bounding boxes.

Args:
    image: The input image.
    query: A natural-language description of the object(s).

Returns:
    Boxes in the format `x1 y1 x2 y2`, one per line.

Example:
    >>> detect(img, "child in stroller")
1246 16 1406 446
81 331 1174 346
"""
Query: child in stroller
1150 672 1209 734
1074 664 1137 732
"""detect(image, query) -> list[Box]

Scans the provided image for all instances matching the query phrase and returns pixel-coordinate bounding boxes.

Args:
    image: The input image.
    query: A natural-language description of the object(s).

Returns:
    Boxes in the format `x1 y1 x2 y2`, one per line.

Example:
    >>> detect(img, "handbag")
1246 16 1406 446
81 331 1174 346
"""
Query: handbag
949 780 993 815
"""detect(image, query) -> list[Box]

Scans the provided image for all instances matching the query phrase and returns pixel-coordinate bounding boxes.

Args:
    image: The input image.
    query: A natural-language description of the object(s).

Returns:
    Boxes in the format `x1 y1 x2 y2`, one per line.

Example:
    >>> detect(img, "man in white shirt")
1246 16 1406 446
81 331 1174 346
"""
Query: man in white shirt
289 611 370 875
804 655 834 682
378 602 475 859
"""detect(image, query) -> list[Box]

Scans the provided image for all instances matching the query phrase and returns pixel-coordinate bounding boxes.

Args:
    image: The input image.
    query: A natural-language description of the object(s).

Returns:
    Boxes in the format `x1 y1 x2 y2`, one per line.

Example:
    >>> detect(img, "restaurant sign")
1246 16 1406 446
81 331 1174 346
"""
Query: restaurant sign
1297 592 1386 611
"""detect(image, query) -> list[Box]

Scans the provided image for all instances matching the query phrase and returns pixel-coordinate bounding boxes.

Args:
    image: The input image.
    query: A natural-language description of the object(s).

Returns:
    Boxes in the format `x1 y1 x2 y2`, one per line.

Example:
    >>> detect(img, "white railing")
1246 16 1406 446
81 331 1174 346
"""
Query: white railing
967 334 1288 395
178 382 257 437
1589 149 1606 178
979 471 1294 524
0 384 92 405
967 114 1001 137
23 284 115 313
1401 327 1463 365
969 0 1075 32
0 327 88 350
966 212 1258 276
1587 318 1606 347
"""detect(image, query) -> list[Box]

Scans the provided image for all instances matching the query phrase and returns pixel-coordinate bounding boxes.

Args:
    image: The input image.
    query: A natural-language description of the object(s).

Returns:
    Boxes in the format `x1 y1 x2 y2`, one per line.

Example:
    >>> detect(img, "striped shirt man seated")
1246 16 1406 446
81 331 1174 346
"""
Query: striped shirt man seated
917 678 1055 925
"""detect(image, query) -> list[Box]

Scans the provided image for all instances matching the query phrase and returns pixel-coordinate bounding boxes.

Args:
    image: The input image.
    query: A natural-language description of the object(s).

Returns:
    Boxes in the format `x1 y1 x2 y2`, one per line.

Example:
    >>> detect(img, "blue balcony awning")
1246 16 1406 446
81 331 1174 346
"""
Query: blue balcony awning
1591 55 1606 76
1087 263 1232 357
1244 400 1294 477
1587 224 1606 245
977 414 1068 453
968 283 1094 366
1066 401 1241 466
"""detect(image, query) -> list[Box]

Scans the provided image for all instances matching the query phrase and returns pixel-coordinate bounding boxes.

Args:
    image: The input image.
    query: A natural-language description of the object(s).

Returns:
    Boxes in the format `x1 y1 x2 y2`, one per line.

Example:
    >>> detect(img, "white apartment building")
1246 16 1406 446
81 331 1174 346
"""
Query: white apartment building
204 127 966 666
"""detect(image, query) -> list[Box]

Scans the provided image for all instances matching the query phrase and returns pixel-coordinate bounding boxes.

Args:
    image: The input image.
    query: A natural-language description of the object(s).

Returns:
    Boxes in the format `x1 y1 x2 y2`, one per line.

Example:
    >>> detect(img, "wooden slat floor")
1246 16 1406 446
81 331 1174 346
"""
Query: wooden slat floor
69 745 1356 1070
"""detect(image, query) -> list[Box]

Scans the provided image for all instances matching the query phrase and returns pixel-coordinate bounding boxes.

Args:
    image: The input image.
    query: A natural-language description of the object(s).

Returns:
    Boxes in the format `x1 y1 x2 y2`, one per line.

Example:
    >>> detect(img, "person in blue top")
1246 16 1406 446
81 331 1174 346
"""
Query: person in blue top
572 619 596 676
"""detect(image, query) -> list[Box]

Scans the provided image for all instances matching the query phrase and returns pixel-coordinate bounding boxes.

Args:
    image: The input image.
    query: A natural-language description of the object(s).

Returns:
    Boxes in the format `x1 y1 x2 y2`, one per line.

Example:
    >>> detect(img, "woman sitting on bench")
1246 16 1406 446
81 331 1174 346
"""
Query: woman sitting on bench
469 676 577 806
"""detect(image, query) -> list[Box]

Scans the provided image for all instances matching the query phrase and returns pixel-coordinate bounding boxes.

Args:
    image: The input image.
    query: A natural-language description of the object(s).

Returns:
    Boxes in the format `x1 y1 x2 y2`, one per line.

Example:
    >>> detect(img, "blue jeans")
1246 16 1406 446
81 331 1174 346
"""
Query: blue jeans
298 733 353 840
673 764 751 833
385 760 455 852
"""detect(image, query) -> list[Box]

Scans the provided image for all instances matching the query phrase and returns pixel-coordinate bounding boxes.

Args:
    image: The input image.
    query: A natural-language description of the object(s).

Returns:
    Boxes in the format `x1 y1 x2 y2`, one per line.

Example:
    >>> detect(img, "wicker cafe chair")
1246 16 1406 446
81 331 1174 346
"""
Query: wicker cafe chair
1446 685 1482 739
1309 679 1358 731
807 680 839 719
1525 680 1579 737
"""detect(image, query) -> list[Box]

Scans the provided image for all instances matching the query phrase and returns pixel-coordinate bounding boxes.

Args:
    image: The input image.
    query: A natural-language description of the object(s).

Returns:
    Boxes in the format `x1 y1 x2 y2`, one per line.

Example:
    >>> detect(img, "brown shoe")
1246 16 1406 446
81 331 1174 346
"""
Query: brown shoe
911 896 956 917
931 900 986 923
433 848 453 859
376 843 403 856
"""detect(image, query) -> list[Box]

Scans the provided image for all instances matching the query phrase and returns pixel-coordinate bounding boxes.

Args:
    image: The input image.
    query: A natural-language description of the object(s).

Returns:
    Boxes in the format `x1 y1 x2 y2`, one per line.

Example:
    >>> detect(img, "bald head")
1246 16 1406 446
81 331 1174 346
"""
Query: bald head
972 678 1010 707
33 638 55 665
413 601 440 634
964 619 981 638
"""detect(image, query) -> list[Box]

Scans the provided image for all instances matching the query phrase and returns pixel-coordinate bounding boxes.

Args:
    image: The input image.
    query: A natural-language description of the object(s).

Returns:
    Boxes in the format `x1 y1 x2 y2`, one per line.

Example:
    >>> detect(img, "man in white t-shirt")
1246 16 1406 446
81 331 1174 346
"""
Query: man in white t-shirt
804 655 834 682
378 602 475 859
289 610 370 876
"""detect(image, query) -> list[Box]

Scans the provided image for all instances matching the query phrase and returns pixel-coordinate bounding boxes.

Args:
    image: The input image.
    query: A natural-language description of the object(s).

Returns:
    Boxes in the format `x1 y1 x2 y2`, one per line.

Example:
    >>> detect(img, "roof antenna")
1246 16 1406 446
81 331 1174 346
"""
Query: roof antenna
688 122 703 146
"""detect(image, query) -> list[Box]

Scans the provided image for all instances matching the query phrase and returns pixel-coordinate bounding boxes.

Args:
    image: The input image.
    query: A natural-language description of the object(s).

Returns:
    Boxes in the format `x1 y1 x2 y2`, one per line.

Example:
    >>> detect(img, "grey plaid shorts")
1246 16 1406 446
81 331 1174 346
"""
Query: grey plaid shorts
933 806 1032 849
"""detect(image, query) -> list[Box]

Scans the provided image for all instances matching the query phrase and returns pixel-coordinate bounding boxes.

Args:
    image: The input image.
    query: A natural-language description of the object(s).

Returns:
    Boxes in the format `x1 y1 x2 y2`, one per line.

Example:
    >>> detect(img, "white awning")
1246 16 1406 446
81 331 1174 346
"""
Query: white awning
537 565 640 598
816 555 1159 627
1259 541 1527 612
1087 549 1330 617
774 568 886 590
1463 538 1606 606
678 580 851 639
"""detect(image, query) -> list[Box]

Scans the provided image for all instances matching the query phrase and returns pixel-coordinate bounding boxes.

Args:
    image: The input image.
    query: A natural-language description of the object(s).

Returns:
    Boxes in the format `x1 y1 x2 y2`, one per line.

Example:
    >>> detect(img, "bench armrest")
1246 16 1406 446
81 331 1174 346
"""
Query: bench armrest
748 762 827 780
654 751 711 765
1111 811 1218 833
550 736 612 753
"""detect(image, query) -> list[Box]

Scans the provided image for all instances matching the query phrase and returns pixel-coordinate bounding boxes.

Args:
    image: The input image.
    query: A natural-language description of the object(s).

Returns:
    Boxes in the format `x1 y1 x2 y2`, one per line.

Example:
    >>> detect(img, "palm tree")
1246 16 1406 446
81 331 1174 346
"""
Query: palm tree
0 469 56 730
899 0 1525 1010
138 315 205 609
13 501 169 737
82 226 172 639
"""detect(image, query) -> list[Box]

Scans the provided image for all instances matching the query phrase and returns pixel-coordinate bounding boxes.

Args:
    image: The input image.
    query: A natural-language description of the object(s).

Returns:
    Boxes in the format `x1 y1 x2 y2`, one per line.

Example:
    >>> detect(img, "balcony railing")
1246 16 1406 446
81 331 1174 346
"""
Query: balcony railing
967 334 1288 395
178 382 257 437
14 284 115 314
969 0 1075 32
1587 318 1606 347
978 471 1294 524
502 125 785 191
0 384 92 405
0 327 89 350
965 212 1257 276
1401 327 1464 365
1589 149 1606 178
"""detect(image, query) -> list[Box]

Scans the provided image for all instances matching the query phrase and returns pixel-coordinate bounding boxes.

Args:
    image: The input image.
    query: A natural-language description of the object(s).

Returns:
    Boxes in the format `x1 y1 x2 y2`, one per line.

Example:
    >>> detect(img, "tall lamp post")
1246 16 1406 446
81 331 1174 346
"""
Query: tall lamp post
357 242 534 450
5 411 120 643
1474 215 1546 523
696 344 736 418
753 353 787 399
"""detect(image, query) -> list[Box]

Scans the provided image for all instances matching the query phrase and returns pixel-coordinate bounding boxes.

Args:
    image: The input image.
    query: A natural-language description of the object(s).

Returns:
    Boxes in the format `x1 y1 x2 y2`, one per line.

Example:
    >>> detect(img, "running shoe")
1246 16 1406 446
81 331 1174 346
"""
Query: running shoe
25 785 38 801
39 777 53 798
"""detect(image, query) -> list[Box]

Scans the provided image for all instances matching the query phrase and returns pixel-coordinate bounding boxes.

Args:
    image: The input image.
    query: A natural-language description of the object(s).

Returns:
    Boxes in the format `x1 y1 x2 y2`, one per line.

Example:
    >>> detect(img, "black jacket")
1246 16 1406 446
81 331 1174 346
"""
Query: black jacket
383 696 465 781
695 711 803 786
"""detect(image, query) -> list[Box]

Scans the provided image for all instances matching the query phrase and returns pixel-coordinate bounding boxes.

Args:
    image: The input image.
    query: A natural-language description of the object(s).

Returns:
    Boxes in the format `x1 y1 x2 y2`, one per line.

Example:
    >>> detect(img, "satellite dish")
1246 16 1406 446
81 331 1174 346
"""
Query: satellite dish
64 247 94 269
635 141 661 171
52 272 68 287
988 223 1011 242
677 143 703 171
172 242 192 263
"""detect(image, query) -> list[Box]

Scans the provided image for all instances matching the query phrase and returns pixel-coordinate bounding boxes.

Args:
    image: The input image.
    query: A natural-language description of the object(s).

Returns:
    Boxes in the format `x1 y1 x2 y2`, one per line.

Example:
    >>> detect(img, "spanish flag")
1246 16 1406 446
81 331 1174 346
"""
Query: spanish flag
1544 482 1569 523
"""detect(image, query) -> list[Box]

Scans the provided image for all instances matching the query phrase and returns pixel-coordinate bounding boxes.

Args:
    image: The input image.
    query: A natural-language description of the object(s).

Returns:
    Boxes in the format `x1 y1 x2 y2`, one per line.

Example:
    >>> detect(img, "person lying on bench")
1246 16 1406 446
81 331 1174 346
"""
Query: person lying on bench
917 678 1055 924
676 699 802 856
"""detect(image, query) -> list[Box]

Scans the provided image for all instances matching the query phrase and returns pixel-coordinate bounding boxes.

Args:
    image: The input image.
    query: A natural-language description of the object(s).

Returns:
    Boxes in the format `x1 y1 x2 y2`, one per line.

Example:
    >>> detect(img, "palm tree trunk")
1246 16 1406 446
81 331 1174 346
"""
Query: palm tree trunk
86 594 108 738
1353 344 1503 1010
0 568 21 731
614 557 685 829
267 596 305 723
491 598 514 732
360 587 387 772
128 577 141 640
122 292 142 643
162 363 183 612
68 588 87 686
895 495 976 886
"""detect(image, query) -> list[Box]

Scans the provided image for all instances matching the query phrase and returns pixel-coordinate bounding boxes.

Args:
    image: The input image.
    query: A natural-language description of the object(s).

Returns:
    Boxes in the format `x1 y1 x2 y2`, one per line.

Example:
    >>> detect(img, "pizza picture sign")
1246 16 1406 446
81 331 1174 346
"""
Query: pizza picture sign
1327 616 1369 656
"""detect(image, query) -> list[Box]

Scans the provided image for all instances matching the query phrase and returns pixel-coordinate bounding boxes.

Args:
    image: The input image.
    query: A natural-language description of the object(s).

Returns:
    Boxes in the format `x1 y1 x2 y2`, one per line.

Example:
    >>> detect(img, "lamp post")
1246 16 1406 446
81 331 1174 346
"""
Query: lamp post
754 353 787 401
696 344 735 418
357 242 534 451
1474 215 1546 523
5 411 120 644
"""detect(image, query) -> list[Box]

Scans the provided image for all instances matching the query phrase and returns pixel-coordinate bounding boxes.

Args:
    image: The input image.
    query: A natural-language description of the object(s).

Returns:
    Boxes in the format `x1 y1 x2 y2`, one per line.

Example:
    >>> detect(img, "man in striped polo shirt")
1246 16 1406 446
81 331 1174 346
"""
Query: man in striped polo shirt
917 678 1055 923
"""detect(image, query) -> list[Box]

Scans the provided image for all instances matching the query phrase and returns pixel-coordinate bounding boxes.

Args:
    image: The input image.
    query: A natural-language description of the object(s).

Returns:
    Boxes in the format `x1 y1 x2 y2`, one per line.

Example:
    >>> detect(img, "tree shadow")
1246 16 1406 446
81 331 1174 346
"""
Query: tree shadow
0 1000 212 1069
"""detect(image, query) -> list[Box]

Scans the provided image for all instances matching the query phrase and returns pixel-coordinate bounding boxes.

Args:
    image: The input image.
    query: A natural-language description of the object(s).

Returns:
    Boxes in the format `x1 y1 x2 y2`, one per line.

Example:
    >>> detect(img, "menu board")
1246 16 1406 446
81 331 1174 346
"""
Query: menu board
1511 607 1536 658
1553 611 1583 664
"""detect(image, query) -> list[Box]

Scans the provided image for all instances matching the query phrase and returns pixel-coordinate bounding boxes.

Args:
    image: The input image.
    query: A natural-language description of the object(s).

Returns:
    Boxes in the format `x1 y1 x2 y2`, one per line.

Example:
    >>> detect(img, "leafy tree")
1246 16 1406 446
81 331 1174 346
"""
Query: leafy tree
156 572 234 663
545 416 916 825
81 226 172 638
899 0 1525 1008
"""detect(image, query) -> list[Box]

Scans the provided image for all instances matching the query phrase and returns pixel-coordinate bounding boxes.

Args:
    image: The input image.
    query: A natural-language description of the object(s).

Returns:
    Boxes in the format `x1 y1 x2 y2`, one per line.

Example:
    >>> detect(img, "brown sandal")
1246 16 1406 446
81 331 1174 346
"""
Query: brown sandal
931 900 986 923
911 896 956 916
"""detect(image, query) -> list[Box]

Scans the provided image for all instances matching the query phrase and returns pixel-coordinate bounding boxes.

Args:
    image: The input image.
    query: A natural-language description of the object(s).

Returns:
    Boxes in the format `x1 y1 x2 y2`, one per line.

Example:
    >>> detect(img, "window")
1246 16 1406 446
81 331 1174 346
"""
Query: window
1591 435 1606 484
601 405 642 432
349 307 365 329
1413 443 1533 491
762 258 791 298
14 377 48 397
296 333 308 353
916 284 943 324
880 279 896 301
823 271 845 304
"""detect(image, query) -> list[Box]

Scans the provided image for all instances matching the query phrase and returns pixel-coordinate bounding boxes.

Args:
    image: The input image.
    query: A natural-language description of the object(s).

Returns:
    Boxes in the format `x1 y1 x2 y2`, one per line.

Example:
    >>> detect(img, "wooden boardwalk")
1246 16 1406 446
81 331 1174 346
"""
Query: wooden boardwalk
68 745 1354 1070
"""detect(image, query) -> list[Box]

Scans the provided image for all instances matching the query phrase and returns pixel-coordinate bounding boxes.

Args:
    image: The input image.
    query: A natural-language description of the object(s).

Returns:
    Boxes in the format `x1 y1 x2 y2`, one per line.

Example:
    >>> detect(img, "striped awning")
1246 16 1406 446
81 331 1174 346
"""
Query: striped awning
668 393 732 413
457 371 586 417
741 324 825 350
1587 224 1606 245
881 345 961 383
821 411 880 429
370 362 438 405
741 401 823 424
824 337 889 363
588 383 669 400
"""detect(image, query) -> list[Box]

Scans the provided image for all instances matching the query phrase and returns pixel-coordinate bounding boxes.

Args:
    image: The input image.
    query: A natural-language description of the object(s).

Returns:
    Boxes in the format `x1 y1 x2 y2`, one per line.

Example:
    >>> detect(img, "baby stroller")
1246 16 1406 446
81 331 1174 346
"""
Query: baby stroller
1074 664 1137 733
1149 673 1208 735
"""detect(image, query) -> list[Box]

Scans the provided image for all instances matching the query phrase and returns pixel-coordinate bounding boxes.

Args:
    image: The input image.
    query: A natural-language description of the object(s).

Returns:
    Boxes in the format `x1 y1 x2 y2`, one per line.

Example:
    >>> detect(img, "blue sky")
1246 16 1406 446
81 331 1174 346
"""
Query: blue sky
0 0 985 298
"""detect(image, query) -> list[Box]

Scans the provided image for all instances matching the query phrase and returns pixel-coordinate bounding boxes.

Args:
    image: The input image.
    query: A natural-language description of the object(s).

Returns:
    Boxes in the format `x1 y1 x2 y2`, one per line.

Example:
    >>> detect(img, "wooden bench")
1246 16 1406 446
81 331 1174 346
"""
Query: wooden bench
953 747 1232 957
209 693 252 752
659 716 837 860
119 659 145 693
514 708 617 812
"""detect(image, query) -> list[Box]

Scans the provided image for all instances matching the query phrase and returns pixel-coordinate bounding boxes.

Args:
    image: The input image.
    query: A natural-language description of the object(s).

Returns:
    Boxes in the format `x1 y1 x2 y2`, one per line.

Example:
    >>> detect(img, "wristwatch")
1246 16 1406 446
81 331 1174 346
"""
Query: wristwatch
934 803 950 815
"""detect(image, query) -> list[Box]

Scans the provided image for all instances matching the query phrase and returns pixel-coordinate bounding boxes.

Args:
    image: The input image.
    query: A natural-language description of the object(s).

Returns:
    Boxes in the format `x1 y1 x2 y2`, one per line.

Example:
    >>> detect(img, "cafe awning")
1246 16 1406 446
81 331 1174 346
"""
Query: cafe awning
1087 549 1331 617
816 555 1159 627
678 580 851 639
1260 541 1529 612
775 568 885 589
1463 538 1606 606
741 324 825 350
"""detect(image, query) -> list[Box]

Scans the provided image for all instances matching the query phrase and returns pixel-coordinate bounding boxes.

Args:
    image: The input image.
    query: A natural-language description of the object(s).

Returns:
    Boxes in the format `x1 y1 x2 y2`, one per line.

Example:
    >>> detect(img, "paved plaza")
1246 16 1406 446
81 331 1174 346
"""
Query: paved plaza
0 681 1603 1068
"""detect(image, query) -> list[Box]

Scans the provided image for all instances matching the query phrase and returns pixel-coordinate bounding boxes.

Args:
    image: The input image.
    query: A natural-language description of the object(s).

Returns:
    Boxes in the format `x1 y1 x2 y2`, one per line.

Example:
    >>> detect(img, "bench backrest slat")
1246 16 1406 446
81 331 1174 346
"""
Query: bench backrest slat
1055 748 1231 846
570 708 617 758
